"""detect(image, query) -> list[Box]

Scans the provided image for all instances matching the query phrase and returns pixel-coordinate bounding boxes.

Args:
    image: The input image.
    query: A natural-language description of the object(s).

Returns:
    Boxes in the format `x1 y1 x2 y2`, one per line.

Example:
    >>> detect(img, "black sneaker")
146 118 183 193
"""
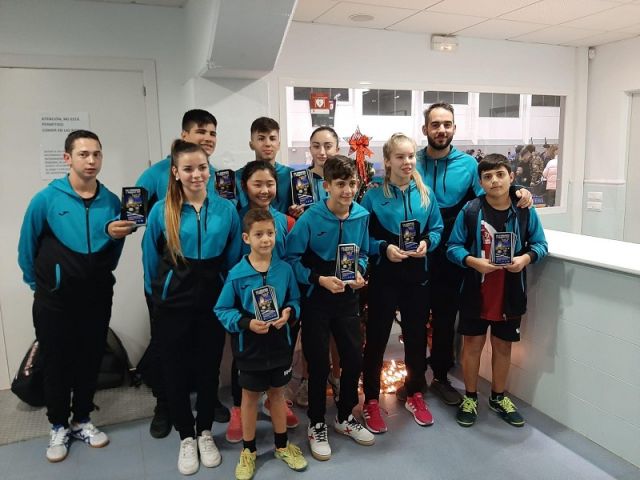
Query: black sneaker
489 395 525 427
430 379 462 406
456 396 478 427
213 400 230 423
150 402 172 439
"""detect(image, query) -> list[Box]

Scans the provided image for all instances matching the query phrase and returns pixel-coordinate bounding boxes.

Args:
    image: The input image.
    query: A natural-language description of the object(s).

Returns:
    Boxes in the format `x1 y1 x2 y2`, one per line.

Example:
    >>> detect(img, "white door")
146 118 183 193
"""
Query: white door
0 66 155 389
624 93 640 243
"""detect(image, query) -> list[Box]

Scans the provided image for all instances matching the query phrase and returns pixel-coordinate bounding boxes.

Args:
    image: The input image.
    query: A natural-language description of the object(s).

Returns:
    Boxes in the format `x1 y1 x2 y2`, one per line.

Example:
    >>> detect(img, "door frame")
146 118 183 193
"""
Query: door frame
0 53 162 387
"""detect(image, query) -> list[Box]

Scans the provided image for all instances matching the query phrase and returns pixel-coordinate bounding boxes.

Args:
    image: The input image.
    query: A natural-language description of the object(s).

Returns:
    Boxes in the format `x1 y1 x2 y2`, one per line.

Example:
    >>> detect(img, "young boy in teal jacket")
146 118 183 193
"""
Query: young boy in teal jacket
215 208 307 480
447 154 547 428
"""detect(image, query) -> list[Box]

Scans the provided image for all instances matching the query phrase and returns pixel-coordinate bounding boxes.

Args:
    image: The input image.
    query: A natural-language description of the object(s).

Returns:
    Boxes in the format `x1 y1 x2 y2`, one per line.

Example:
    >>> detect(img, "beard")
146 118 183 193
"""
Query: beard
427 134 453 151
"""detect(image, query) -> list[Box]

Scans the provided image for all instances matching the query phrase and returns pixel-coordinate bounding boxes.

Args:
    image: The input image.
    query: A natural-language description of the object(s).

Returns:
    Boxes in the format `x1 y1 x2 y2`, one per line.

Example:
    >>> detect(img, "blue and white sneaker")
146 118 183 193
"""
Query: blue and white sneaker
46 425 70 462
70 420 109 448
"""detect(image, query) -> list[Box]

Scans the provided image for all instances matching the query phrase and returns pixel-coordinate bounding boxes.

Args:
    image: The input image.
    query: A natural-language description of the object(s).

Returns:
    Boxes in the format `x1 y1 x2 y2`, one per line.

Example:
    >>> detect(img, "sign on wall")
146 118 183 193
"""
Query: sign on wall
39 112 90 180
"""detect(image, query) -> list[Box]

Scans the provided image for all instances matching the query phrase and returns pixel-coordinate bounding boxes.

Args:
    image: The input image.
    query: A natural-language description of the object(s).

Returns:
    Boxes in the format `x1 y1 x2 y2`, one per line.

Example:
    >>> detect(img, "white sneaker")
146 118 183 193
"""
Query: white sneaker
69 421 109 448
178 437 199 475
46 426 70 462
334 415 375 446
197 430 221 468
307 422 331 461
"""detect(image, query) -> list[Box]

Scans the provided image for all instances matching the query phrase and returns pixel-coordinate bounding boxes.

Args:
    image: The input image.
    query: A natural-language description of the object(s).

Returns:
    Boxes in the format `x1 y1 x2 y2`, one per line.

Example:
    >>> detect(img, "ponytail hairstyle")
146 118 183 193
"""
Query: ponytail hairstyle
382 133 430 209
165 139 207 265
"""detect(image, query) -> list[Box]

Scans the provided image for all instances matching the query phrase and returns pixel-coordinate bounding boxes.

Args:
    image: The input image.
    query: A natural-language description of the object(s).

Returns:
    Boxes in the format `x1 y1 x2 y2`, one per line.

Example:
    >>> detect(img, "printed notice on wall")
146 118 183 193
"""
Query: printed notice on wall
40 113 90 180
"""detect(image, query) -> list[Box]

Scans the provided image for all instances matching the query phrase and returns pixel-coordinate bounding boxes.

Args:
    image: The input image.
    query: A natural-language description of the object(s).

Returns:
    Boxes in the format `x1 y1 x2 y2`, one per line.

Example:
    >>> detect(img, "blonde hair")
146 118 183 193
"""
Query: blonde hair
382 133 430 208
165 140 207 265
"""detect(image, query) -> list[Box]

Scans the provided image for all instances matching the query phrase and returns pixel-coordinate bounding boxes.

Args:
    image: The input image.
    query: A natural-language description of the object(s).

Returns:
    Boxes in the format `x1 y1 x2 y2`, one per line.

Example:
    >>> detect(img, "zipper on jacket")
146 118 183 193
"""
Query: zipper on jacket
85 205 92 253
338 219 344 245
432 159 438 192
195 208 202 259
401 190 409 220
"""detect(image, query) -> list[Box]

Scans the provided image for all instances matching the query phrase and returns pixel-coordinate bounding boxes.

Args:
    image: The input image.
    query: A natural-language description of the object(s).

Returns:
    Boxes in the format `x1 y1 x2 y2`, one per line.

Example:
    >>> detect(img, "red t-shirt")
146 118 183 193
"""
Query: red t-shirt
479 215 507 321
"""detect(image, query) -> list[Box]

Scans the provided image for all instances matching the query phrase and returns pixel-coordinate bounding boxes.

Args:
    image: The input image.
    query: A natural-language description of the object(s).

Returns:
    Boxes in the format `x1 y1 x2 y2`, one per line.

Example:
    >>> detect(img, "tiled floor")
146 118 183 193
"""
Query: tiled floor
1 379 638 480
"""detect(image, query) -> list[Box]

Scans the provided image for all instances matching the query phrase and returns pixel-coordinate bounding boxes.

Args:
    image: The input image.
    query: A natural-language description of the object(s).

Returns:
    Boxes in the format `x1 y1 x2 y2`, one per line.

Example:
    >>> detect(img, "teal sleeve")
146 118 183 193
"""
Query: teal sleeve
425 190 444 252
446 209 471 268
526 208 548 263
18 192 48 290
141 204 163 295
285 218 314 285
223 208 242 271
214 278 243 333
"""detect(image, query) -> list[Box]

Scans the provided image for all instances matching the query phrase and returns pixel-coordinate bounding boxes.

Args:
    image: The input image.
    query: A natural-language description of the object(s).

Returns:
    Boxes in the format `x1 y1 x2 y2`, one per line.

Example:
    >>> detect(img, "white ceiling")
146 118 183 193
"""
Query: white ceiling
77 0 187 7
293 0 640 47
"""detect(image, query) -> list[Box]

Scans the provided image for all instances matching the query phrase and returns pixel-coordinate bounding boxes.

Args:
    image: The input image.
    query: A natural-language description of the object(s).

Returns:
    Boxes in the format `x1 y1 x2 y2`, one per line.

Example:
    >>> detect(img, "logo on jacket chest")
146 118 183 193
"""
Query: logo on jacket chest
58 211 70 216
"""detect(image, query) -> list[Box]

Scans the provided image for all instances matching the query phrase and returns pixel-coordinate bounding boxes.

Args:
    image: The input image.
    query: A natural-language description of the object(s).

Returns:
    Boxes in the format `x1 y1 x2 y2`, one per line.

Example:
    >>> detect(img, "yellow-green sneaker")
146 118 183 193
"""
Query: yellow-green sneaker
274 443 308 472
235 448 257 480
489 395 525 427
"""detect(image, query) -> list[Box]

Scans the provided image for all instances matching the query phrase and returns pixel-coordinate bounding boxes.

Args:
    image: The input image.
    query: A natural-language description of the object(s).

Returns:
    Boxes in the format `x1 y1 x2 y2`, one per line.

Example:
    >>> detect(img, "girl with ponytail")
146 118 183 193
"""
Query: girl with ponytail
142 139 241 475
359 133 444 434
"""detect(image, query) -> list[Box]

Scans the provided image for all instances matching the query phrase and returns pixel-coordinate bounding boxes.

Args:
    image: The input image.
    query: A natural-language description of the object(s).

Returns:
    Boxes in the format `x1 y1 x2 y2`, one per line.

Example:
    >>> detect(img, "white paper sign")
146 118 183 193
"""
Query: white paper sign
40 113 90 180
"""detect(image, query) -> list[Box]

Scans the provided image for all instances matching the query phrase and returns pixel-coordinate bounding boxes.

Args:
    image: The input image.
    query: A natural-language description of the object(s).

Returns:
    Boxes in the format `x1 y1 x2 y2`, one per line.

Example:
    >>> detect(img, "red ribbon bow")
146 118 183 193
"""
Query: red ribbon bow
348 127 373 183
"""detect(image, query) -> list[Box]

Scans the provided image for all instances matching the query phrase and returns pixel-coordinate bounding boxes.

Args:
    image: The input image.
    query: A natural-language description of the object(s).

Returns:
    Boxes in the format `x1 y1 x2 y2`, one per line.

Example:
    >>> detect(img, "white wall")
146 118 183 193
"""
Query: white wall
583 36 640 240
189 22 586 234
0 0 187 156
479 254 640 467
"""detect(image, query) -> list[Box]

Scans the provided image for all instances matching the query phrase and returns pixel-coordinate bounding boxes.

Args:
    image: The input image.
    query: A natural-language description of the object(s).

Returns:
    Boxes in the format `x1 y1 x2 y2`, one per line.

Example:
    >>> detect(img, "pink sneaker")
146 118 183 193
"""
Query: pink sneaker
405 393 434 426
226 406 242 443
362 400 387 433
263 398 300 429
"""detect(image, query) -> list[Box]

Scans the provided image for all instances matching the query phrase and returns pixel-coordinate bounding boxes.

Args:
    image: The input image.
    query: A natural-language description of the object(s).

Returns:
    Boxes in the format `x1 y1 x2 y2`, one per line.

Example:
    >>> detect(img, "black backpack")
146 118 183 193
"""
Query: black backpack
11 328 137 407
11 340 45 407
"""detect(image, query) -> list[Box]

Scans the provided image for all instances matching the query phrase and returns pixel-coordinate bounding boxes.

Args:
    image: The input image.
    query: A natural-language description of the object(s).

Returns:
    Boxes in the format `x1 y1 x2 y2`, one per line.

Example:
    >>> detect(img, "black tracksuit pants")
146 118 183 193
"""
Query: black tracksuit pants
362 272 430 401
155 307 226 439
428 248 464 381
302 289 361 424
33 285 112 427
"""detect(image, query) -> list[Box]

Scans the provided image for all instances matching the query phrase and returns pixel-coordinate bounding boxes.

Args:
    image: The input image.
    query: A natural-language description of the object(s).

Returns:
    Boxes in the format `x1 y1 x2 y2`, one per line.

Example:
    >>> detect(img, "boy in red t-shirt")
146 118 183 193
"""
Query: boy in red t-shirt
446 154 547 428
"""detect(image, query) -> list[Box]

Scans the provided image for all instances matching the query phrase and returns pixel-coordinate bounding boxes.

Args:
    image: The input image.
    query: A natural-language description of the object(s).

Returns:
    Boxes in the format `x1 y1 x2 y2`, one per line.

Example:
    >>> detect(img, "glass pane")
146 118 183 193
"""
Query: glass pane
378 89 396 115
293 87 312 101
492 93 506 118
505 94 520 118
453 92 468 104
439 91 454 104
479 92 492 117
424 91 438 103
531 95 544 107
330 88 349 102
311 87 330 96
543 95 558 107
395 90 411 116
362 89 378 116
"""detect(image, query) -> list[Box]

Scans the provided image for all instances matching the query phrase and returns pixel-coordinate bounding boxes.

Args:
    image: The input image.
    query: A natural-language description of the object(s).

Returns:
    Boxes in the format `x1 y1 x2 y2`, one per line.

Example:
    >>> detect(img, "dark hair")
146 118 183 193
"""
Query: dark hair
242 207 275 234
250 117 280 134
423 102 455 124
323 155 357 182
64 130 101 153
478 153 512 176
310 126 339 145
182 109 217 131
241 160 277 190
